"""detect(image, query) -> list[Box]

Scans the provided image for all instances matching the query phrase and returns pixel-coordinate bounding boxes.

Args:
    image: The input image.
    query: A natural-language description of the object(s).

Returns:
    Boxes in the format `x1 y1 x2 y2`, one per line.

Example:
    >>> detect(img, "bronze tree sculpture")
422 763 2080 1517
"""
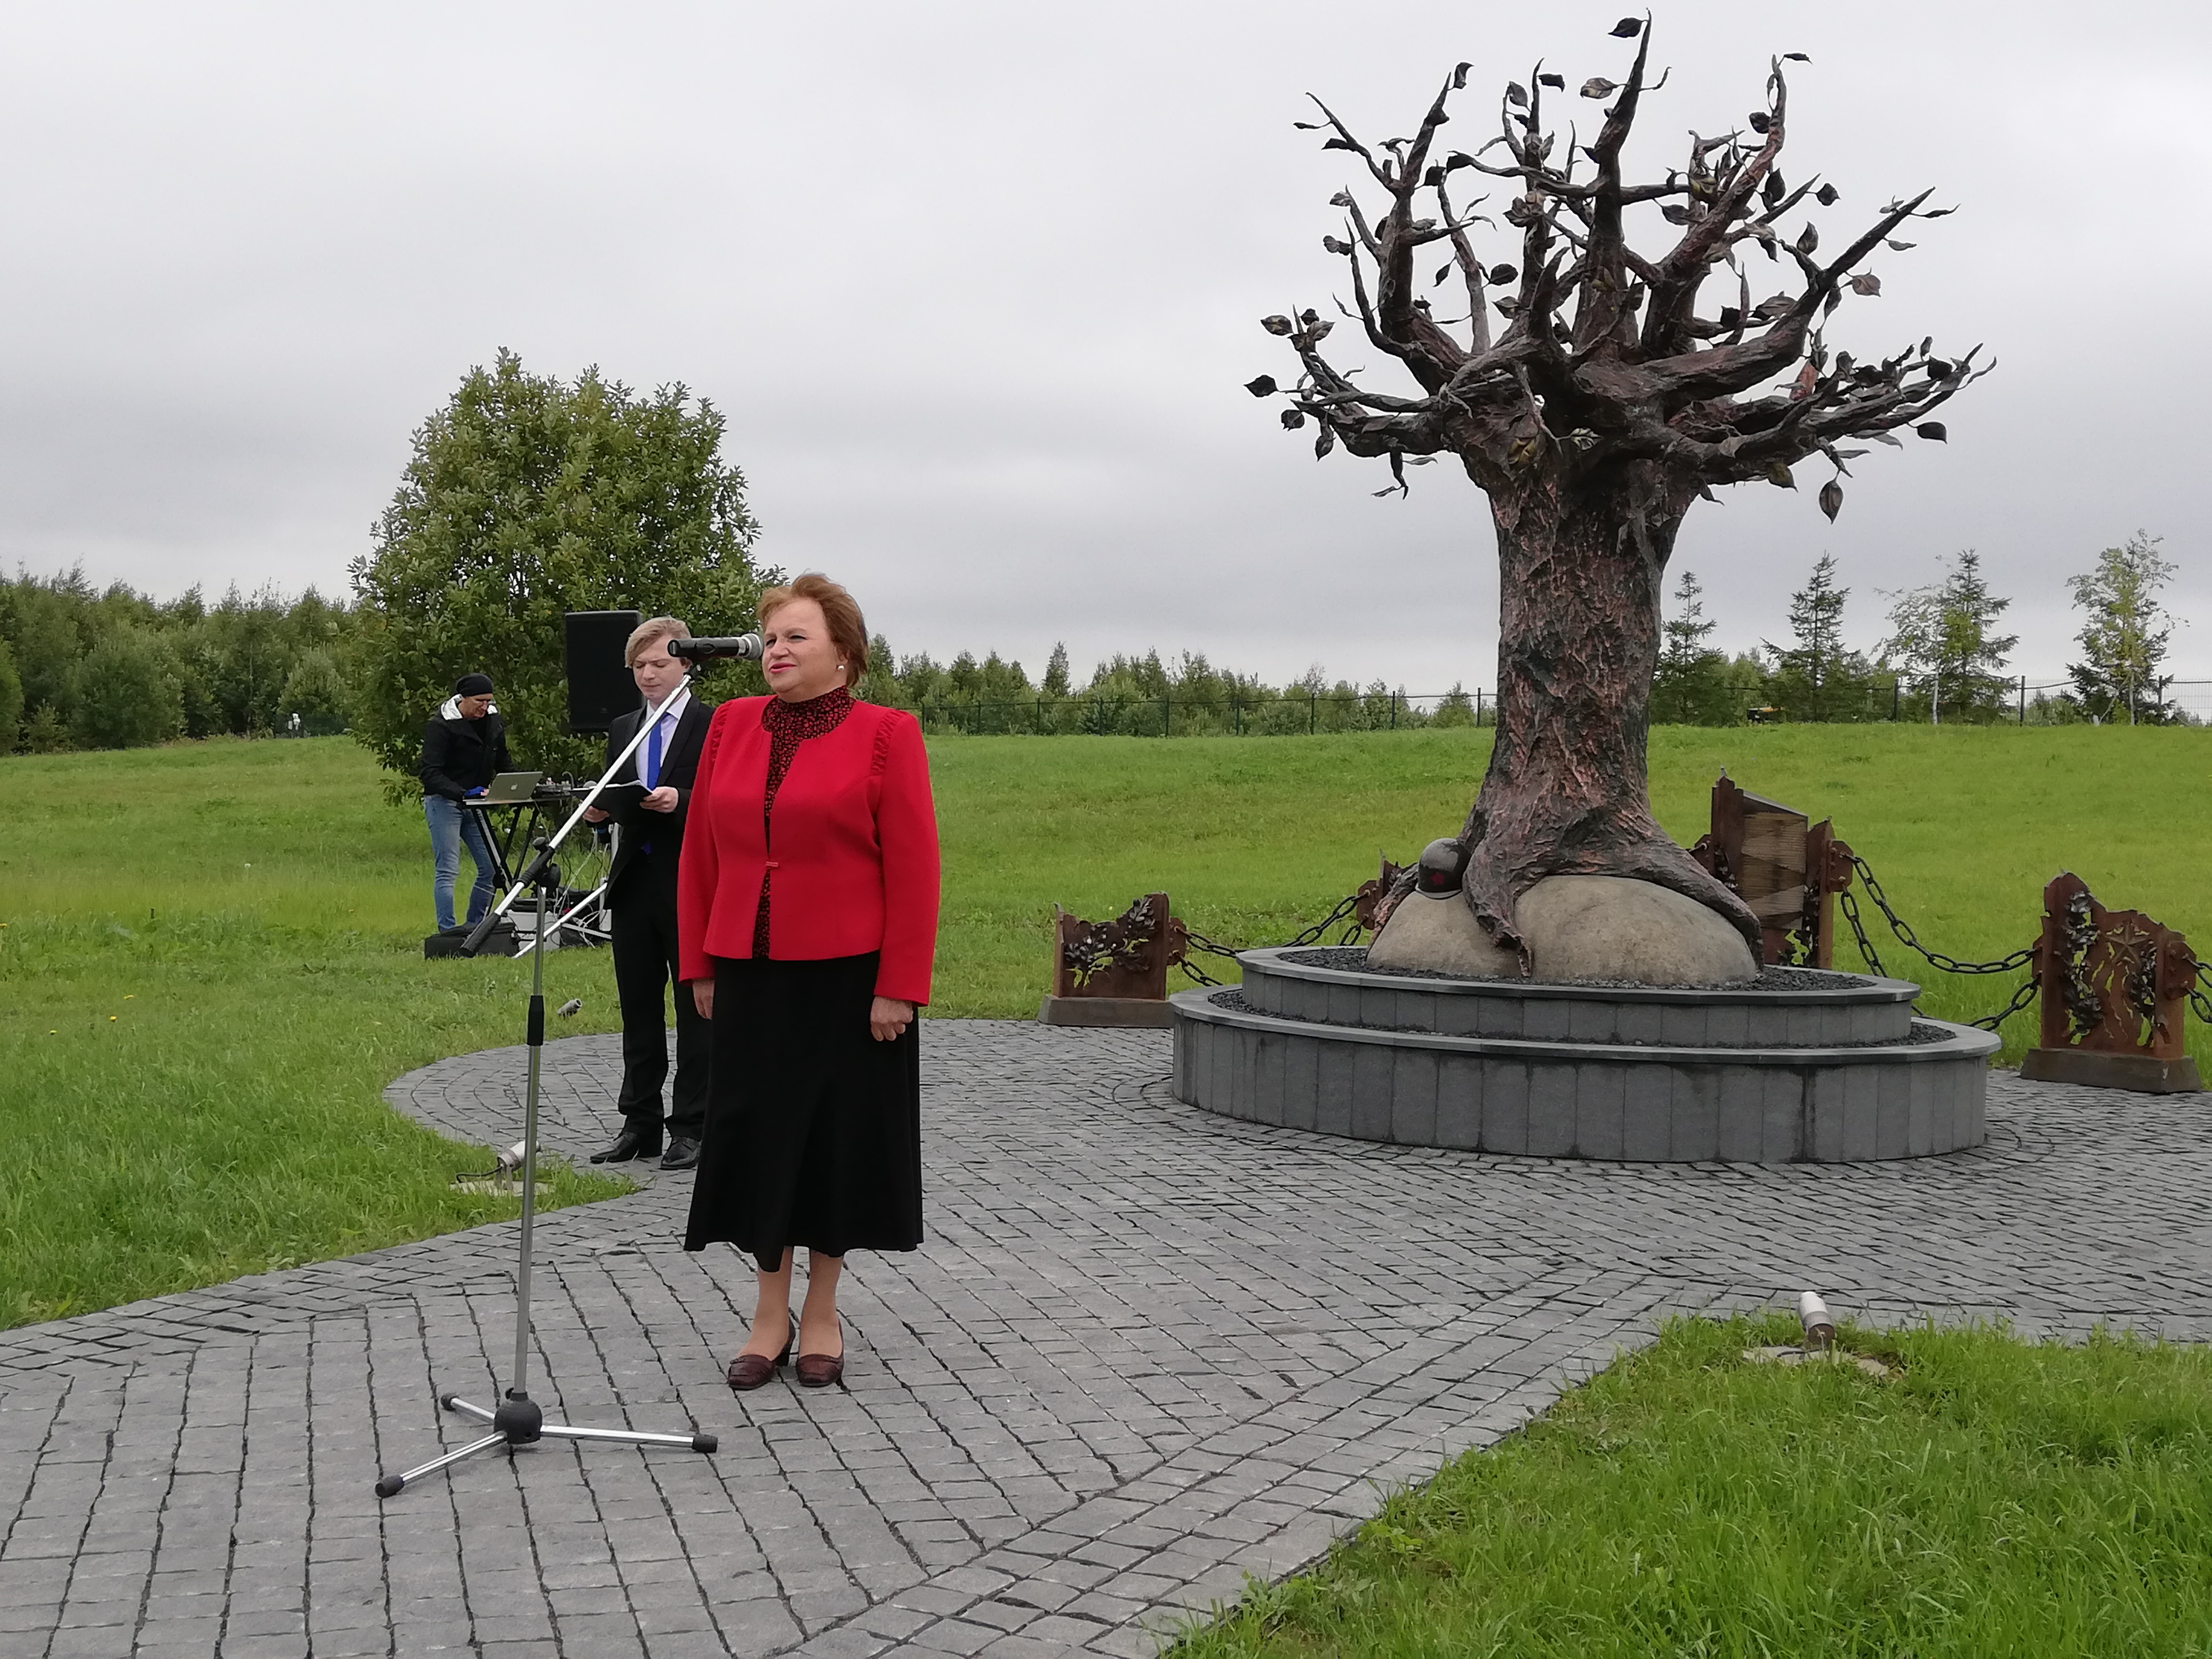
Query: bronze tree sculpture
1253 19 1984 965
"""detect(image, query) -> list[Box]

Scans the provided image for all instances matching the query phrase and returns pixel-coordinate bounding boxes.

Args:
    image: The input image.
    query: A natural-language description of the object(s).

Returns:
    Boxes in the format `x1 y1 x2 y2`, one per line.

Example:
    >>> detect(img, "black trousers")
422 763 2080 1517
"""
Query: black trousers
684 952 923 1265
609 869 708 1140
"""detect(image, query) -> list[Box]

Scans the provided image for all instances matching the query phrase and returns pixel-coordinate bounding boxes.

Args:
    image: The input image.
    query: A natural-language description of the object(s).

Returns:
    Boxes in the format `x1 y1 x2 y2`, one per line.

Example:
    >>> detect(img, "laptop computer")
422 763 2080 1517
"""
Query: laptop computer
468 771 544 805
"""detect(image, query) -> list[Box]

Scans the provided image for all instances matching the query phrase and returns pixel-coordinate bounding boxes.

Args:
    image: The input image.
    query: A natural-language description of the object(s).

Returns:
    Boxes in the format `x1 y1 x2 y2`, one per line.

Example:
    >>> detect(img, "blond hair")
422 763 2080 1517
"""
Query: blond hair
624 615 691 667
758 575 868 685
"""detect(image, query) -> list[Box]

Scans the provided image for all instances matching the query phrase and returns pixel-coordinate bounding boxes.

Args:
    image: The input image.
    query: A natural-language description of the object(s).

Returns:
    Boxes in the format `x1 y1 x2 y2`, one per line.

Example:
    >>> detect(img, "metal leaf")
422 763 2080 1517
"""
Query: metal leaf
1766 460 1796 489
1580 77 1617 98
1322 236 1352 255
1314 426 1336 459
1434 263 1453 285
1260 315 1295 336
1245 375 1279 397
1886 238 1915 251
1452 61 1471 90
1610 17 1642 36
1917 422 1948 442
1782 51 1811 62
1815 184 1839 207
1538 72 1565 89
1281 409 1306 430
1847 272 1881 296
1661 204 1692 225
1322 137 1356 152
1818 479 1843 522
1748 111 1771 134
1795 222 1819 254
1506 82 1528 108
1487 262 1519 284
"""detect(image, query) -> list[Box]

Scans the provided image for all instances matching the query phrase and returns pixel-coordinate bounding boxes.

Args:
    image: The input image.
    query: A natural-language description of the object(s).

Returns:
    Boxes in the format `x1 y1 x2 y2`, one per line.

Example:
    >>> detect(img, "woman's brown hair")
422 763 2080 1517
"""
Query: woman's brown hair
759 574 868 685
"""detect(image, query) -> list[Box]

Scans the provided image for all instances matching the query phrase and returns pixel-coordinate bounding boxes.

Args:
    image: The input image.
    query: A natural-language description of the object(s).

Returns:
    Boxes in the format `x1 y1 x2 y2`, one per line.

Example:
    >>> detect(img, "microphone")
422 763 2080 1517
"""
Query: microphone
667 634 764 661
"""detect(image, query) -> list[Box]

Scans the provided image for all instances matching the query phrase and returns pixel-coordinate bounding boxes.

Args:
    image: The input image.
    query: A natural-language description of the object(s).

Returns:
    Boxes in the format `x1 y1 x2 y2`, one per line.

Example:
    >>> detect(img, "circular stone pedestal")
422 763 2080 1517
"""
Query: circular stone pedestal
1171 948 1998 1163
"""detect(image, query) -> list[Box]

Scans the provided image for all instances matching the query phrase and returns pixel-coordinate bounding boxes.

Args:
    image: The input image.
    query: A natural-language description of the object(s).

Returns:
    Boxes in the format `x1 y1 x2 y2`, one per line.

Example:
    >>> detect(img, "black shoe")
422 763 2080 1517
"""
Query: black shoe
660 1137 702 1171
590 1127 662 1165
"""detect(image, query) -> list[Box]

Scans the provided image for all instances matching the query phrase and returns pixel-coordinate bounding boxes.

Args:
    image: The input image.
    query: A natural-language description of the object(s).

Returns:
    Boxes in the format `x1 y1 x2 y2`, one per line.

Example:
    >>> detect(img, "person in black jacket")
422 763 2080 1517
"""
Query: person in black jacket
419 673 514 934
582 620 715 1170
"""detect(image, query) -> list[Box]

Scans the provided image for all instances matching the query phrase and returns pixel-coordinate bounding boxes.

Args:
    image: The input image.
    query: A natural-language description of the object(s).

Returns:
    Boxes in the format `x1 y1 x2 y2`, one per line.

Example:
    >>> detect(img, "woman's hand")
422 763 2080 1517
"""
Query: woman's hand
870 997 914 1042
691 978 714 1020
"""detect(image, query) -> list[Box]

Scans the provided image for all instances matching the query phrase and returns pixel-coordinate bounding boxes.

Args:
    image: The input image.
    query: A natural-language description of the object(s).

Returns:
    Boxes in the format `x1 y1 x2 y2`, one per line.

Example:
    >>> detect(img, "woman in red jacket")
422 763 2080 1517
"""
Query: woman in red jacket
677 573 941 1391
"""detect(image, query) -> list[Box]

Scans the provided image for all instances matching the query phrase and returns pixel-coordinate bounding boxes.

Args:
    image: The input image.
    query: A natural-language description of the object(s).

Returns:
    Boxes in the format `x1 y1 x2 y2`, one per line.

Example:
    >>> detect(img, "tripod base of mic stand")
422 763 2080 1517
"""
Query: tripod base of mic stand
374 1388 717 1498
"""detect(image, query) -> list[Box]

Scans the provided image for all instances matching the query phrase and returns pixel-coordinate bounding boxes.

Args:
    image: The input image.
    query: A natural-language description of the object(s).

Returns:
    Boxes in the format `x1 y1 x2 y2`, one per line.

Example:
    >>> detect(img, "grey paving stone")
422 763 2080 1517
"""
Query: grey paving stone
2 1026 2208 1659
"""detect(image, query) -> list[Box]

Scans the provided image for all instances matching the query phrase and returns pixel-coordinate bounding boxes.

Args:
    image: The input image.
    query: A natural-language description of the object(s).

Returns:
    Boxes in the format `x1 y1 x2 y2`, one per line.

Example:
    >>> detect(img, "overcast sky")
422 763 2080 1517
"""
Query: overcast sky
1 0 2205 691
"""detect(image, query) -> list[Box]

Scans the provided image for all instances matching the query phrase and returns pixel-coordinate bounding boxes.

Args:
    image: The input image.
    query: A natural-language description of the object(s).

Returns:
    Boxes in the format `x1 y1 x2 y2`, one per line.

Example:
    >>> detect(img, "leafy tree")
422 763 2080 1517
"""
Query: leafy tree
1042 642 1071 699
1431 684 1478 727
1765 554 1873 721
0 569 95 726
2067 531 2176 724
350 349 770 795
69 628 183 749
1881 550 2018 723
280 649 351 734
0 635 22 750
1650 572 1737 726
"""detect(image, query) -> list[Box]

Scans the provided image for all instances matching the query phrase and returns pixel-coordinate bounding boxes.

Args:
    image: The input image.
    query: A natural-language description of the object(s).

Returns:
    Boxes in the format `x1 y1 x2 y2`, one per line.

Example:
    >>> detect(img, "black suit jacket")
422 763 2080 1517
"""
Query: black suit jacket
602 695 714 901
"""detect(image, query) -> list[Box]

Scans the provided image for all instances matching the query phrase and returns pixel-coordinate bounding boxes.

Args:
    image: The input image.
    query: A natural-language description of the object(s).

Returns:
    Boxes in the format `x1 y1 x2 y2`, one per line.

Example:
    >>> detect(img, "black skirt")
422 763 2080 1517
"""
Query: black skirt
683 951 923 1264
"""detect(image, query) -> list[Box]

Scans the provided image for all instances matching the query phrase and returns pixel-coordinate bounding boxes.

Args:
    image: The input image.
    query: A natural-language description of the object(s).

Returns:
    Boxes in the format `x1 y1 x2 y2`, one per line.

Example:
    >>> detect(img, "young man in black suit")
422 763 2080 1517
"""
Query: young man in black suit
583 617 715 1171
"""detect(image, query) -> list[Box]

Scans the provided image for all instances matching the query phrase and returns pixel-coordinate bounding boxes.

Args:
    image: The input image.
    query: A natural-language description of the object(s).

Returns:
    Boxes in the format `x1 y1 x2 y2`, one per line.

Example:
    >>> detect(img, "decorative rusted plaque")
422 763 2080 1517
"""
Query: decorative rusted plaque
2022 873 2202 1093
1038 892 1189 1028
1690 773 1854 968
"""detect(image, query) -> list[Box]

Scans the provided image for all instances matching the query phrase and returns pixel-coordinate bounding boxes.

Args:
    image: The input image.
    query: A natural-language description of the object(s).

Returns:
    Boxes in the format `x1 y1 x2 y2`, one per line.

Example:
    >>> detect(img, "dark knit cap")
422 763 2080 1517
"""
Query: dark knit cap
454 673 495 697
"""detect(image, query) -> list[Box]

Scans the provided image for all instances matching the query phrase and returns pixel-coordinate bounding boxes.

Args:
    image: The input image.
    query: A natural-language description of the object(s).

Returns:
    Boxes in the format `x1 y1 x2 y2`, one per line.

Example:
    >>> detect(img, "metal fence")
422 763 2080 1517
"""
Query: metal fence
890 680 2212 735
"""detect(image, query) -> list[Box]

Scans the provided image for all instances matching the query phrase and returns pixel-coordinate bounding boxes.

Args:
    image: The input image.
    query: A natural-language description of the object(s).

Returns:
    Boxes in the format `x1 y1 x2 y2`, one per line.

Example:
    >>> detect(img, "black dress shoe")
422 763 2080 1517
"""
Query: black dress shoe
660 1137 702 1171
589 1127 662 1165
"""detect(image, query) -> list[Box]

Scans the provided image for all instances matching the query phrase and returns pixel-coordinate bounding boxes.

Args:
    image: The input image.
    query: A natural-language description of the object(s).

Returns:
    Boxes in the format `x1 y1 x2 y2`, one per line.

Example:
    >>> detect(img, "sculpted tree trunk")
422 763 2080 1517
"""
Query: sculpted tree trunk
1252 20 1984 964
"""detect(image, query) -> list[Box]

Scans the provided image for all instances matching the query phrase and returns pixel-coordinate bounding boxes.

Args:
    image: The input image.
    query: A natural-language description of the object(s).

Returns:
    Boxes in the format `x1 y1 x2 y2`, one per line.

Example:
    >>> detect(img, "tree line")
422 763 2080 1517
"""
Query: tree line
0 570 353 752
0 343 2185 759
1655 534 2181 726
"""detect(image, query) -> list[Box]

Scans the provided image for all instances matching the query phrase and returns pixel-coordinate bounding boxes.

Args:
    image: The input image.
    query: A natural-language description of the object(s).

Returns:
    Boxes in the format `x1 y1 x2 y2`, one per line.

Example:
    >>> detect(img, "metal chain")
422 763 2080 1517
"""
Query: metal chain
1178 892 1367 985
1836 889 1885 977
1849 854 2035 975
1969 977 2040 1031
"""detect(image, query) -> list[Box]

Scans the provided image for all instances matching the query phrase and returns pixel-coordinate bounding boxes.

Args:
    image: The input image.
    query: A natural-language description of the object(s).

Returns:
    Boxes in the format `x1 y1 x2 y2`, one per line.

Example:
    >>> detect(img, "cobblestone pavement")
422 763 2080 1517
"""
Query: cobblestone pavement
3 1023 2210 1659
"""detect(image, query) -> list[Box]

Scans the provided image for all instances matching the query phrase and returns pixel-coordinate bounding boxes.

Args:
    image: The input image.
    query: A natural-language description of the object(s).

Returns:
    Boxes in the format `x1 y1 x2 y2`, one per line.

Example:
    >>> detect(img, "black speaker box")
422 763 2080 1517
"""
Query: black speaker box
565 610 643 733
423 922 518 959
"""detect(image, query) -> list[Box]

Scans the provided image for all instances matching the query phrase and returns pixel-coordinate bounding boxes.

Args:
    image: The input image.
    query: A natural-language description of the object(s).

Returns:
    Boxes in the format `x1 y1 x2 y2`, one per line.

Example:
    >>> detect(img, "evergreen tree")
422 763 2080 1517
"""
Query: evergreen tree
1042 642 1070 699
2067 531 2176 724
1881 550 2018 723
1650 571 1737 725
1765 554 1873 721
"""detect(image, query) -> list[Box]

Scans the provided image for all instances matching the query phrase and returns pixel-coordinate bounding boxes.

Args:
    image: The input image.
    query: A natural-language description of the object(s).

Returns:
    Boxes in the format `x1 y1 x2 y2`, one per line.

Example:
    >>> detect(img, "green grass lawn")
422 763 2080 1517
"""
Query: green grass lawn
2 723 2207 1326
1171 1315 2212 1659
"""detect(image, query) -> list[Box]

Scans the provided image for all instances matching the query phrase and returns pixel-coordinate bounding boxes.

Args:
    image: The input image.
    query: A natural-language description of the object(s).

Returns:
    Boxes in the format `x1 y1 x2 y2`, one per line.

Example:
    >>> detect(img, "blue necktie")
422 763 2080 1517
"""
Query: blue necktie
645 717 663 790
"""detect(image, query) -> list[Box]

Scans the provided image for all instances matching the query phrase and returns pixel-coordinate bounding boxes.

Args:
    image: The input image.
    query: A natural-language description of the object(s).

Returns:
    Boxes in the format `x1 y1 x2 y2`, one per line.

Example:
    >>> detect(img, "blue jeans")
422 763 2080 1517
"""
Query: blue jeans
423 795 498 932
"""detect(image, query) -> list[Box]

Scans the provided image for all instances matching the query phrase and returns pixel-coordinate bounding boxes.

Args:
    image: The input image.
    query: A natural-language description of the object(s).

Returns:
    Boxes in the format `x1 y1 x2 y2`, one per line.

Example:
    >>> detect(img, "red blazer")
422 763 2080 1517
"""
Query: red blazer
676 696 941 1004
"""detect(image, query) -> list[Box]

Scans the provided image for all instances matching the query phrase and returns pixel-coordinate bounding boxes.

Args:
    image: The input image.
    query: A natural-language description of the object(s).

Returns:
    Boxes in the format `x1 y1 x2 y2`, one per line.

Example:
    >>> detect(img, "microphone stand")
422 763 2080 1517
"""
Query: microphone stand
377 690 717 1499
